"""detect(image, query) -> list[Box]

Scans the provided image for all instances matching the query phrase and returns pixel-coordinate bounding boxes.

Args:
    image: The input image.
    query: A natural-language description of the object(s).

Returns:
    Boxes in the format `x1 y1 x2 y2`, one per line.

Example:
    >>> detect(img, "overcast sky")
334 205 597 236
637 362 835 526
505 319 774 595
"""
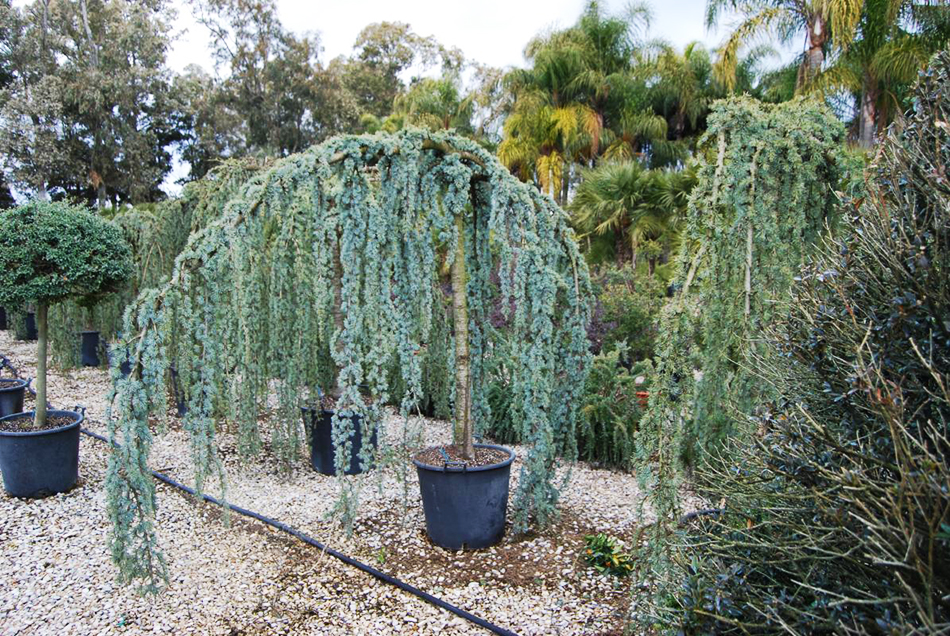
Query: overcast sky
166 0 791 75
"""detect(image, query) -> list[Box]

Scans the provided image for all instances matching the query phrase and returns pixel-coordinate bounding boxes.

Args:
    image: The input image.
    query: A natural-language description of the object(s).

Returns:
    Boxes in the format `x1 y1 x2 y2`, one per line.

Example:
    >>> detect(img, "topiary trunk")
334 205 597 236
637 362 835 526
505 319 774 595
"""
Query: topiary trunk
35 302 48 428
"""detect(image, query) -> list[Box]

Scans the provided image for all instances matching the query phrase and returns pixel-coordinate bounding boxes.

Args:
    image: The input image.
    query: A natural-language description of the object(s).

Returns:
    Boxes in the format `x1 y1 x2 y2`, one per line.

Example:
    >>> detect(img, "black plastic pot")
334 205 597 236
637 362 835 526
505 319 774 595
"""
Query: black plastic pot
169 366 187 416
0 378 28 418
24 312 37 340
107 344 133 378
80 331 100 367
0 306 6 330
0 407 84 498
301 407 378 476
413 444 515 550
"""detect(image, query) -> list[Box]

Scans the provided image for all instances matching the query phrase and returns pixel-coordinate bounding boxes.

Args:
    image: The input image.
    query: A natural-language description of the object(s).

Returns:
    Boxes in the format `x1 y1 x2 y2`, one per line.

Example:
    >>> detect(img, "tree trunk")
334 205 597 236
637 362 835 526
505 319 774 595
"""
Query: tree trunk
330 239 344 397
451 214 474 460
35 303 49 428
858 73 880 149
799 14 826 89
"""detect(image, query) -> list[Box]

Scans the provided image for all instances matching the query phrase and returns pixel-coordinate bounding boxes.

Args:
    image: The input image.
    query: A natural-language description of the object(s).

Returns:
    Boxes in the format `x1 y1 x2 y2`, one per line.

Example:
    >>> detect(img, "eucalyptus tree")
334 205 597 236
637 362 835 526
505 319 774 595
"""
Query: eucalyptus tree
105 129 592 591
339 21 466 121
0 0 181 206
188 0 361 164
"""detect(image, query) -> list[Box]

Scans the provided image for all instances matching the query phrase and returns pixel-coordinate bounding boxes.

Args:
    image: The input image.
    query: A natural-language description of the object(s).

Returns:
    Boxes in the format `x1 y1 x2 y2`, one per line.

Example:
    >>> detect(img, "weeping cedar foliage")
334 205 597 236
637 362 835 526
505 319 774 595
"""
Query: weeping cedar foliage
104 129 592 592
662 52 950 634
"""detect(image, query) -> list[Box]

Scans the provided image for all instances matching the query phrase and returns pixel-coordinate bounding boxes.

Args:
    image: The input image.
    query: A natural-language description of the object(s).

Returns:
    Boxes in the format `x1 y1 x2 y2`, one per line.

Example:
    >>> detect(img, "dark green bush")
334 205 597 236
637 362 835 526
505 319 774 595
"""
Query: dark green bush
665 52 950 635
0 201 132 309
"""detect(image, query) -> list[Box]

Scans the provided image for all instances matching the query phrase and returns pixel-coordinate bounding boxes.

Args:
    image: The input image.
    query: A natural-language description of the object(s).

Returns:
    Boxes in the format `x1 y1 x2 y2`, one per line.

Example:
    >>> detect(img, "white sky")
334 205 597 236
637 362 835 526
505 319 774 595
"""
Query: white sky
166 0 785 75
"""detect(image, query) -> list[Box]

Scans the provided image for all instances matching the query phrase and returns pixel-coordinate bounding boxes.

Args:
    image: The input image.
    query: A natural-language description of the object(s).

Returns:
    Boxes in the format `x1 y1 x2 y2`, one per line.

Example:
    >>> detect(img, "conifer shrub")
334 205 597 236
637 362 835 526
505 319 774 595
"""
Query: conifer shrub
657 52 950 634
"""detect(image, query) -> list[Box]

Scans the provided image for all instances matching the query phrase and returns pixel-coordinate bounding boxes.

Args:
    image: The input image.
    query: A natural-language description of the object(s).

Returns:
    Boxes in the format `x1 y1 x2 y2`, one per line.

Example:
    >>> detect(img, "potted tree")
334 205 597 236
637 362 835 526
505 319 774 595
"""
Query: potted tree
105 130 591 589
0 201 132 497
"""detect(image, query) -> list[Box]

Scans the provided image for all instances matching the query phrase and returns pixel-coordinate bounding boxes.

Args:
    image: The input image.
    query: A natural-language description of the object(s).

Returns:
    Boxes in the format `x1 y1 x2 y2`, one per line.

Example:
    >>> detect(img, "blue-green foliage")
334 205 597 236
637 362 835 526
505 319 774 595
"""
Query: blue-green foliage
105 129 593 591
632 96 847 630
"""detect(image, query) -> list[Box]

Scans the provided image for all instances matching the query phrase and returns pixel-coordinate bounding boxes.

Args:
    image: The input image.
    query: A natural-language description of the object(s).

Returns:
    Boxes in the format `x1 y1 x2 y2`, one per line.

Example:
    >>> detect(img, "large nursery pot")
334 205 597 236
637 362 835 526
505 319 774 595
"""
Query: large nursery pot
413 444 515 550
0 306 6 330
80 331 100 367
24 312 37 341
0 378 29 418
0 407 85 498
301 407 378 476
107 344 133 378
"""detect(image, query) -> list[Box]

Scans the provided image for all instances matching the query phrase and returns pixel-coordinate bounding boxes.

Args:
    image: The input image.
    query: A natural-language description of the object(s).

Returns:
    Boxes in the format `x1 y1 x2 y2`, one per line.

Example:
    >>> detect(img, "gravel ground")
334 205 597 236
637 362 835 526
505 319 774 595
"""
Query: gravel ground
0 330 680 635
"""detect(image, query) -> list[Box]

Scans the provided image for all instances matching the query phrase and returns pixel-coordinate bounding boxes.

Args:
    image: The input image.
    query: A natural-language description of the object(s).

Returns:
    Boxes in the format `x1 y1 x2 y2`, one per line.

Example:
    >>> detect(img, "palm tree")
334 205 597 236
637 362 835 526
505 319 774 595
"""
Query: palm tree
707 0 864 90
498 1 664 202
571 161 696 272
810 0 950 146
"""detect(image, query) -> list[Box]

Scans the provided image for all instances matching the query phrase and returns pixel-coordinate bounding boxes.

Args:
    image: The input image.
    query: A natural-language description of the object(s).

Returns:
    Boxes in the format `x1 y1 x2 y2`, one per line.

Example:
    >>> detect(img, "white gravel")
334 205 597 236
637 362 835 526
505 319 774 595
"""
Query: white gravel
0 329 678 635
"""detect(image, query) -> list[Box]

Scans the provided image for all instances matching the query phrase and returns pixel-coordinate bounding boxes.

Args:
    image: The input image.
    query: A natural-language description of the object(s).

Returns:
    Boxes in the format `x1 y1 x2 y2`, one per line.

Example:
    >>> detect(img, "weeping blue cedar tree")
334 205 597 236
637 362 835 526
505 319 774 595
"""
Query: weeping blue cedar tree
631 96 847 629
105 129 593 592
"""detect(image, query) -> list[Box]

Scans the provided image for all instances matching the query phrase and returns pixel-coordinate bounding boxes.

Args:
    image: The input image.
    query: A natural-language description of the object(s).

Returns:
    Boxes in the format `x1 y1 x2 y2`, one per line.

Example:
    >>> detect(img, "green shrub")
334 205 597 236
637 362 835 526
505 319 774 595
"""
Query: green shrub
591 265 666 361
0 200 132 425
584 532 634 577
662 52 950 634
578 344 652 470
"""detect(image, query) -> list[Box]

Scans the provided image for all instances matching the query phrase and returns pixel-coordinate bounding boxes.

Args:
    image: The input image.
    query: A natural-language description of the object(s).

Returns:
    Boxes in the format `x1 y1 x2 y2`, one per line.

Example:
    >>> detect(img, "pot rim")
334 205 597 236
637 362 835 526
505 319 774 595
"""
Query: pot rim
80 330 101 336
0 409 84 437
0 378 27 392
412 443 515 473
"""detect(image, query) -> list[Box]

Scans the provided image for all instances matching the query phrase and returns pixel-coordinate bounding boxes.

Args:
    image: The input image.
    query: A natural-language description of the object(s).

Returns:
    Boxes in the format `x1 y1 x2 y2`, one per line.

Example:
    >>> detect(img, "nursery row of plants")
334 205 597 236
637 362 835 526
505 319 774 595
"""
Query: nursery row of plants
0 0 947 633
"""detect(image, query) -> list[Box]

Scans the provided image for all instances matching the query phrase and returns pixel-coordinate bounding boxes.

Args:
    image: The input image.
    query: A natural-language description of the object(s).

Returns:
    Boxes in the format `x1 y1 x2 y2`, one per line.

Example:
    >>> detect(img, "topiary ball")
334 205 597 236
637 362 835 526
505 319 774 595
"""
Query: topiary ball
0 200 133 309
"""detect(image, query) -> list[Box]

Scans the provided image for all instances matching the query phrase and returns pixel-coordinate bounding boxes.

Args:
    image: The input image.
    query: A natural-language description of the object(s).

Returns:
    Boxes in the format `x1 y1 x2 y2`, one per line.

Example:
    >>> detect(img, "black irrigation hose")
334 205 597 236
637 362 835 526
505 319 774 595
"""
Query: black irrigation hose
1 355 519 636
80 427 519 636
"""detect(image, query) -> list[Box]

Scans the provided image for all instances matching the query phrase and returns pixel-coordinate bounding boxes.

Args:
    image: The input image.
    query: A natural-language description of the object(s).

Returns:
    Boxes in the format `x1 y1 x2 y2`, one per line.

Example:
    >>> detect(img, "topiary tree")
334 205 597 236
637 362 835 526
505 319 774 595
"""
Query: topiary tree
0 201 133 426
105 128 592 590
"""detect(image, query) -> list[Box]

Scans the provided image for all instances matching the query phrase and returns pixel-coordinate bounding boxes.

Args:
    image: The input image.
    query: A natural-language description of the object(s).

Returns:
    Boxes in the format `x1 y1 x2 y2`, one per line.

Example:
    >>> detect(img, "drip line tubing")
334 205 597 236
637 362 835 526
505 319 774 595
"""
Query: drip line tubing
0 354 519 636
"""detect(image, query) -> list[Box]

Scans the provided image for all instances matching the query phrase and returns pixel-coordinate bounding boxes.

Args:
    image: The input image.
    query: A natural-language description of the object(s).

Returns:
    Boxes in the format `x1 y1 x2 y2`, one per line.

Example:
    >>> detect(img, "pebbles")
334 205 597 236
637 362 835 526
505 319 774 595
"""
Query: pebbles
0 330 681 635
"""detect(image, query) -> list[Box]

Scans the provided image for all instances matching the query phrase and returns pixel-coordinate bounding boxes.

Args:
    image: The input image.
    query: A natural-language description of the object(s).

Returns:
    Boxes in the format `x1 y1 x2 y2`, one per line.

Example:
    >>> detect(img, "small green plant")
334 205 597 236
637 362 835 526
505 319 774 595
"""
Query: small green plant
584 533 633 577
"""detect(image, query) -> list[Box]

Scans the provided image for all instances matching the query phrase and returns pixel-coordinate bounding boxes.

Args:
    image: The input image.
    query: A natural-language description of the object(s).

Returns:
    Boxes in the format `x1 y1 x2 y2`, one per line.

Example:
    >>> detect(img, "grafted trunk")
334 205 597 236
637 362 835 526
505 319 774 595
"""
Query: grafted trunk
451 214 474 460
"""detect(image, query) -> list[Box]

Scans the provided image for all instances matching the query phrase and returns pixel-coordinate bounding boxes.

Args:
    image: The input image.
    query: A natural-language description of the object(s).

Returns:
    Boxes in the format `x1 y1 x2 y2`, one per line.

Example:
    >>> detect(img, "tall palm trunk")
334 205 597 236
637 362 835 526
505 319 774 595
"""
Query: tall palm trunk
799 14 827 89
858 72 880 148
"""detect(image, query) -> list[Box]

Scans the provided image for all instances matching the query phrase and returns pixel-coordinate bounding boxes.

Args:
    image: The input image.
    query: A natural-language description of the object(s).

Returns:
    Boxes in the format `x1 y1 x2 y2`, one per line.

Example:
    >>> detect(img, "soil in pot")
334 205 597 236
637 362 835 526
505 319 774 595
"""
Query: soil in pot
0 409 83 497
0 378 28 418
80 331 100 366
413 443 515 550
302 406 378 476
